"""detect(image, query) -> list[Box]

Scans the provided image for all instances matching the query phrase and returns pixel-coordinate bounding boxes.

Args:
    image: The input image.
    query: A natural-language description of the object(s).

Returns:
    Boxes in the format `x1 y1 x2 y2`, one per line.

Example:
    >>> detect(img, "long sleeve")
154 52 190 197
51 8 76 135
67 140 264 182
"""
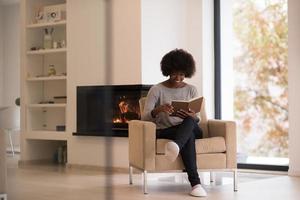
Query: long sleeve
141 83 199 129
141 86 159 122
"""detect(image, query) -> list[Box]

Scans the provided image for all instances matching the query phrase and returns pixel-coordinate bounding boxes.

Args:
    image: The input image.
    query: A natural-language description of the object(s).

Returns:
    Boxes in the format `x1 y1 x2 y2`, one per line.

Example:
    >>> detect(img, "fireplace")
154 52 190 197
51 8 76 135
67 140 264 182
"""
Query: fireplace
73 84 151 137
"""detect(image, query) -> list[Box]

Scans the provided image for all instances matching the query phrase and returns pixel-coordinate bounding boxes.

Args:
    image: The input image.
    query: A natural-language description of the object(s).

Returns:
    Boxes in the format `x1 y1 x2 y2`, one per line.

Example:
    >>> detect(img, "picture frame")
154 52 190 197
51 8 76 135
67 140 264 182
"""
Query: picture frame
44 4 66 23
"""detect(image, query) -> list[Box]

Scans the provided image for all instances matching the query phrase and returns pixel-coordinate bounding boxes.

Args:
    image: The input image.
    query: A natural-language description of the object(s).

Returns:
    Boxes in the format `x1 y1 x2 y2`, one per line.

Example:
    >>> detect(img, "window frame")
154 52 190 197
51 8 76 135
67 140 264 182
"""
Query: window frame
213 0 289 171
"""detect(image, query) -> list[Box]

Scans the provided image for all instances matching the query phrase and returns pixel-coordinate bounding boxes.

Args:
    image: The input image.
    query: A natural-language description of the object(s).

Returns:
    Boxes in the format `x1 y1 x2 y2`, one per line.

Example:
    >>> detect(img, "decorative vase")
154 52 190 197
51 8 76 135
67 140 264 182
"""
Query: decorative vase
43 28 53 49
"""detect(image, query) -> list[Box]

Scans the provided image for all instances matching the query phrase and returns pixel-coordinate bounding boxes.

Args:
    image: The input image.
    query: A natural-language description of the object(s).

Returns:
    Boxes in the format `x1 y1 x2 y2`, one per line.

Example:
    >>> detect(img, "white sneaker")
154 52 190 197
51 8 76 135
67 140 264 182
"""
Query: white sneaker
190 184 207 197
165 141 179 162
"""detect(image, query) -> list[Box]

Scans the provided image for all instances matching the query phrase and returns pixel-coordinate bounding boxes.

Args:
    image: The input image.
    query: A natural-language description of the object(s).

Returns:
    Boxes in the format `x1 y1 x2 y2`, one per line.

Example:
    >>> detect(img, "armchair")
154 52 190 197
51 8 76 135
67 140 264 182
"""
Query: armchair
128 97 237 194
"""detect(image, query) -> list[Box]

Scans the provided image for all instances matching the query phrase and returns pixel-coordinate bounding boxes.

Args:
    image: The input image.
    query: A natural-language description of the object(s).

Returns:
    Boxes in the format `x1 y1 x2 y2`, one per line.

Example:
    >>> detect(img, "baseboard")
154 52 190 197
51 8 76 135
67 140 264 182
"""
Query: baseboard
18 159 57 167
66 163 128 173
18 160 131 174
288 169 300 176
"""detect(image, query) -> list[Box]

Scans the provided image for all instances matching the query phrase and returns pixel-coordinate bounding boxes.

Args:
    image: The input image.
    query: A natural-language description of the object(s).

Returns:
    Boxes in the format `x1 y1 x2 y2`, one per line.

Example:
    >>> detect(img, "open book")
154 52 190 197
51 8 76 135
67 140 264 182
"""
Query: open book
171 96 203 114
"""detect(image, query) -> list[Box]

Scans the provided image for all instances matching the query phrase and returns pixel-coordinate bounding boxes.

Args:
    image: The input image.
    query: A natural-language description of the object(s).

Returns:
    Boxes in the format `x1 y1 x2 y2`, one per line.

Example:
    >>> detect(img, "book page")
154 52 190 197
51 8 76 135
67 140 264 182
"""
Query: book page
171 97 203 113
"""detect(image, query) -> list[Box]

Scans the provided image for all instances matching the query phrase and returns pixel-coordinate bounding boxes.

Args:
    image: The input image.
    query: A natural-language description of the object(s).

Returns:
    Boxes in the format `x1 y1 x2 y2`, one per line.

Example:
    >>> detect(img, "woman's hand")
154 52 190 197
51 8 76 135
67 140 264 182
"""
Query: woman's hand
151 104 174 117
175 108 197 119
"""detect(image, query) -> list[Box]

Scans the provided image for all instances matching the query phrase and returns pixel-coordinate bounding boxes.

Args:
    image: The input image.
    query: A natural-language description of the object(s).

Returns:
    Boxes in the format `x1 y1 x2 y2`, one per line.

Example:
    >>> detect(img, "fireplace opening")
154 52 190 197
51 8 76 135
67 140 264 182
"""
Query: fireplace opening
113 95 139 124
74 84 151 137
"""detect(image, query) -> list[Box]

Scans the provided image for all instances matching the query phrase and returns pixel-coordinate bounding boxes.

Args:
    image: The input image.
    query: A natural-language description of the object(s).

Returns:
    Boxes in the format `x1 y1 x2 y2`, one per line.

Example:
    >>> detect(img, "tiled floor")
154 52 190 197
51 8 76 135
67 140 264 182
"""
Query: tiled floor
5 154 300 200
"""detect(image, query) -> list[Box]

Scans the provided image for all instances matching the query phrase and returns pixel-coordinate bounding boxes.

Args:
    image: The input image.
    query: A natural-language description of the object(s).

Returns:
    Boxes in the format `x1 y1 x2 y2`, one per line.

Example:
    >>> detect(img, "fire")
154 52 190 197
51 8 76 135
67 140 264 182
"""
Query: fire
112 97 140 124
113 118 126 123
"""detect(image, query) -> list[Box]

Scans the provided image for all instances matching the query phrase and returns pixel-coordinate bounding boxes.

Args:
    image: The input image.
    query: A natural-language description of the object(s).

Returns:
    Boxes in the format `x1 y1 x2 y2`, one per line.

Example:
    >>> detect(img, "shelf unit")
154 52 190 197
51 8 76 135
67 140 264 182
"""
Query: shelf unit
27 103 66 108
27 48 67 55
27 75 67 81
25 130 68 141
21 0 68 163
26 20 67 29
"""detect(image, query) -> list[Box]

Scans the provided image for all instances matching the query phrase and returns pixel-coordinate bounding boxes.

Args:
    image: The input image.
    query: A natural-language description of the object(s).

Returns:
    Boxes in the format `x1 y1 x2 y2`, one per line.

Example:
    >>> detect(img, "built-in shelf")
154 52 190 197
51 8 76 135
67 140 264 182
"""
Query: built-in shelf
27 48 67 55
27 103 66 108
27 76 67 81
25 130 68 140
26 20 67 29
22 0 68 164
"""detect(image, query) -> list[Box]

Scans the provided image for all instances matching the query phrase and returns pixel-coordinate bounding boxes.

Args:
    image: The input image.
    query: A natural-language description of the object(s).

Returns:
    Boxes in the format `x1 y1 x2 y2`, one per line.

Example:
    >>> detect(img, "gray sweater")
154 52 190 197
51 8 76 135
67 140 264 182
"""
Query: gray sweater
141 83 199 129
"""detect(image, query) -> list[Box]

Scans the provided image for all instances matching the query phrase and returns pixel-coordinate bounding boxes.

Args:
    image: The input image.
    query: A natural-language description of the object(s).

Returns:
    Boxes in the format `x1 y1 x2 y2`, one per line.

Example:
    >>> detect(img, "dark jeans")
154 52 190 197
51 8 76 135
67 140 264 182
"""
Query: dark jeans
156 116 203 187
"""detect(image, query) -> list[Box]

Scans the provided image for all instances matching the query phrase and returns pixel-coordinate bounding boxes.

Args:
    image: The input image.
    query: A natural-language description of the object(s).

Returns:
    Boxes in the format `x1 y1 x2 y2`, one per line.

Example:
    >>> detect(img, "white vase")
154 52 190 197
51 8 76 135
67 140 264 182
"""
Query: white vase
44 33 52 49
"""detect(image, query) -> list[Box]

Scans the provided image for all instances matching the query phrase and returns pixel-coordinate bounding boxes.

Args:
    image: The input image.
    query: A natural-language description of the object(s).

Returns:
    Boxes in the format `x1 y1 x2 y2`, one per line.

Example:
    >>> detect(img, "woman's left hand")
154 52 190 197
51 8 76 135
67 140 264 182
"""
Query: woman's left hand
175 108 197 119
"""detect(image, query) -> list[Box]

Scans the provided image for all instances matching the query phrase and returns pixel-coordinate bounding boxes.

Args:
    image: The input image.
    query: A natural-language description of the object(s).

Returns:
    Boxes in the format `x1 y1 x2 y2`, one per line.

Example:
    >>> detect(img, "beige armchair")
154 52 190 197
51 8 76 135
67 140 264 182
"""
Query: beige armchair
128 97 237 194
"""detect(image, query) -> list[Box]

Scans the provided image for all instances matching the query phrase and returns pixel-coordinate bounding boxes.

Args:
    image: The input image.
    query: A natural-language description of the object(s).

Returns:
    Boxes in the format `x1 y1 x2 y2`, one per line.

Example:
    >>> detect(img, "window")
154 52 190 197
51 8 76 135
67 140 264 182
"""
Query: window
216 0 288 170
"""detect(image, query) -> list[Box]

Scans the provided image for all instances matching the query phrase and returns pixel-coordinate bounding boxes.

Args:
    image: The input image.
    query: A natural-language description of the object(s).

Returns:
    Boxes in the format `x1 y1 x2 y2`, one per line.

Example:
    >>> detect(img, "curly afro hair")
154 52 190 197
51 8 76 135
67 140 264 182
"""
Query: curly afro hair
160 49 196 78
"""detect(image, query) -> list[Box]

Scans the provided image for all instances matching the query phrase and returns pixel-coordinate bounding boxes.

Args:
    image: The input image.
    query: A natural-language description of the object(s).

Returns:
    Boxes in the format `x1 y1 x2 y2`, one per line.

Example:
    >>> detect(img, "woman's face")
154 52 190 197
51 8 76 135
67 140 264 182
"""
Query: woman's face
169 71 185 85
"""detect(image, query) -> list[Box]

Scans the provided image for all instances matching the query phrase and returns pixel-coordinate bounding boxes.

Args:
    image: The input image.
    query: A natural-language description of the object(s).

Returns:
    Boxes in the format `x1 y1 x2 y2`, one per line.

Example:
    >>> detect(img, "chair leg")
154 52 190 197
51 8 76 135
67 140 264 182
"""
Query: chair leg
210 172 215 183
129 165 133 185
0 194 7 200
7 130 15 156
143 170 148 194
233 169 238 192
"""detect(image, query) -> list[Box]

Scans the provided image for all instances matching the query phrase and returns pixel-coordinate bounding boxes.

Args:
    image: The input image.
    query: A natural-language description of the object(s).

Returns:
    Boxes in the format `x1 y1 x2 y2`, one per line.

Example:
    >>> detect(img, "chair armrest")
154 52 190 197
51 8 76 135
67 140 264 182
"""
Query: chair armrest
208 119 237 169
128 120 156 171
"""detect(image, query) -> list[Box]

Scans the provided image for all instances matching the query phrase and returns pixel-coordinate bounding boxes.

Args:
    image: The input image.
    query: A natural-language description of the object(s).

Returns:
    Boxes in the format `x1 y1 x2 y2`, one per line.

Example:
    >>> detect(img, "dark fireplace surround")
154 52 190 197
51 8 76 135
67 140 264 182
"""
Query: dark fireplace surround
73 84 151 137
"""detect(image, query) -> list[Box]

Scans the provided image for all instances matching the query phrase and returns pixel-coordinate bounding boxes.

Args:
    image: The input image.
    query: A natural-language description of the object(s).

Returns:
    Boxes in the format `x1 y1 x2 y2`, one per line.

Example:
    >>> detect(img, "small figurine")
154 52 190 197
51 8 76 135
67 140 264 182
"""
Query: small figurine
48 64 56 76
35 8 44 23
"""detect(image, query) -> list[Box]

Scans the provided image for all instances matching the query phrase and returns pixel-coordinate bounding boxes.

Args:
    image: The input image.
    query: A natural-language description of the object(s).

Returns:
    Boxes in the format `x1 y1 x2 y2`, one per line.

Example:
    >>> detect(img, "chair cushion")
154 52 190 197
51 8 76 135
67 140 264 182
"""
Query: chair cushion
156 137 226 154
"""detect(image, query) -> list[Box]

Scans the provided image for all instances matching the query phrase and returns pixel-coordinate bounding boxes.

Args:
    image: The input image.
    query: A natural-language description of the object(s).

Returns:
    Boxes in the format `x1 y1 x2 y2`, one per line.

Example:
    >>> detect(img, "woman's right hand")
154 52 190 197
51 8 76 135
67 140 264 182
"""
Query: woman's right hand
151 104 174 117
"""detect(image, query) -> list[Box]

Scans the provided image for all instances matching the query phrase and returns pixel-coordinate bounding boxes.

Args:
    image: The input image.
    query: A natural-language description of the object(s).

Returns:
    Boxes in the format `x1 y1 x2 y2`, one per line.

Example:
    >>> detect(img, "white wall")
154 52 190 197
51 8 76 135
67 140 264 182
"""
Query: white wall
185 0 203 95
141 0 188 85
0 6 4 106
67 0 108 166
2 3 20 106
111 0 142 84
220 0 234 120
202 0 214 118
141 0 203 95
288 0 300 176
0 3 20 150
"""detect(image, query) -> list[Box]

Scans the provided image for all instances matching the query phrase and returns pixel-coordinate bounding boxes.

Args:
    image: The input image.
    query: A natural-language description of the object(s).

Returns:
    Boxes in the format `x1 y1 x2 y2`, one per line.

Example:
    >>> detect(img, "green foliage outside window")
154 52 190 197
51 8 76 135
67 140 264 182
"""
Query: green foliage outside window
233 0 288 157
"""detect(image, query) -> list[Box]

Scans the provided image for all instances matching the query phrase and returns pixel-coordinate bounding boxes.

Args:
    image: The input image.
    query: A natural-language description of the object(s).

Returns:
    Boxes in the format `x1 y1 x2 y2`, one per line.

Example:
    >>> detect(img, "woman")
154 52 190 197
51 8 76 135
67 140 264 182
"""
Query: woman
141 49 207 197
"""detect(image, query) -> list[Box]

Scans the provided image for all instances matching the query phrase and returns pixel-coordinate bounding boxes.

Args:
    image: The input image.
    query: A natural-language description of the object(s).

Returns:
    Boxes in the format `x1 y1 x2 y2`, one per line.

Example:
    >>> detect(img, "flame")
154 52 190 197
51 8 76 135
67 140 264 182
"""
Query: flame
113 118 122 123
112 98 140 124
113 118 129 123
